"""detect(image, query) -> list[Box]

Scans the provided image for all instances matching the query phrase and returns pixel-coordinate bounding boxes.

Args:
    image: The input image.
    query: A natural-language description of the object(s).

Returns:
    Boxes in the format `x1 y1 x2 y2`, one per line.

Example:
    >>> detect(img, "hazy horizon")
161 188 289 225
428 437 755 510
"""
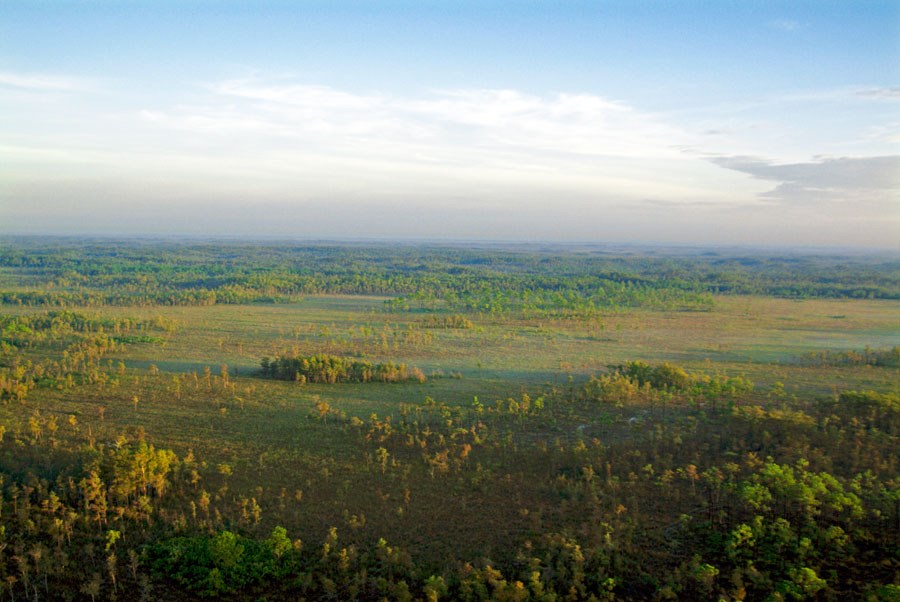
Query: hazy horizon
2 1 898 249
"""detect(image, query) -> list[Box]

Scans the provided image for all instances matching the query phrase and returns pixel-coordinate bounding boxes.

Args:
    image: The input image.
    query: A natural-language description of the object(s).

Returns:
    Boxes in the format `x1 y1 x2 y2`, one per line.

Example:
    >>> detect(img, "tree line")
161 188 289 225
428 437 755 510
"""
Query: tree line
2 240 897 311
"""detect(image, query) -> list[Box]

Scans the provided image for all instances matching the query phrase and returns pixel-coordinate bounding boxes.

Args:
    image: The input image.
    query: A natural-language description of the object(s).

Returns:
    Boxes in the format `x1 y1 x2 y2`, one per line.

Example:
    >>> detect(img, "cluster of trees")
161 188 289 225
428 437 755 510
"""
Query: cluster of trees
0 289 229 307
418 315 474 329
583 361 754 409
350 383 898 601
1 311 169 347
0 311 169 403
392 283 715 317
0 426 192 601
802 346 900 368
288 322 438 357
260 353 426 384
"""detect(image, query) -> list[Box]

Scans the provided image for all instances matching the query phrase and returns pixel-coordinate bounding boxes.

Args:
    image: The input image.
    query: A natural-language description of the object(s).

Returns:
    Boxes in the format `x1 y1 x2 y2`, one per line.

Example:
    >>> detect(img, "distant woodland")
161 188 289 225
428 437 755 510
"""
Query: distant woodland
0 237 897 601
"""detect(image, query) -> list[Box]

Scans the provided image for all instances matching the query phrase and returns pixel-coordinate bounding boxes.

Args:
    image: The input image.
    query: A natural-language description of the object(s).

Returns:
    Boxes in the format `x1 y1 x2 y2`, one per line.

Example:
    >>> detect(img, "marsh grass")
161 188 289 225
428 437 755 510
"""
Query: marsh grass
2 292 897 591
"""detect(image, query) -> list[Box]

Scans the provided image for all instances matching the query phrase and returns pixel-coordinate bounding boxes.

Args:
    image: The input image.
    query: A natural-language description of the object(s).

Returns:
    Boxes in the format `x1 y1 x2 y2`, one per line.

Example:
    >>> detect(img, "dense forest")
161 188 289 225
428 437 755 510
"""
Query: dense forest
0 237 897 601
1 238 898 310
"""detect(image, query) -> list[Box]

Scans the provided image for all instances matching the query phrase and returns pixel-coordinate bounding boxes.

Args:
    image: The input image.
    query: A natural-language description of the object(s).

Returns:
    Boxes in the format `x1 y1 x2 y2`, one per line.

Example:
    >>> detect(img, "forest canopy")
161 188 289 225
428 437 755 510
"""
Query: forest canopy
1 238 897 310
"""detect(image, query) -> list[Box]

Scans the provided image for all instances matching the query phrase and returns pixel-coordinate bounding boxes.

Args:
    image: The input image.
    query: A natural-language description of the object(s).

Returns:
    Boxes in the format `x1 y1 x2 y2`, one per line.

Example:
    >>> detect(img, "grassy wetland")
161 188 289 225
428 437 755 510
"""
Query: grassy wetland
0 238 897 601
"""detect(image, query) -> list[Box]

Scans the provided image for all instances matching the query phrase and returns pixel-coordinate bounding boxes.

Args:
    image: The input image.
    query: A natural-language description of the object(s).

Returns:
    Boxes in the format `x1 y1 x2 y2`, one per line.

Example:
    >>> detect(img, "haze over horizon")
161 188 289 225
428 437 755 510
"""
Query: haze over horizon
1 1 898 249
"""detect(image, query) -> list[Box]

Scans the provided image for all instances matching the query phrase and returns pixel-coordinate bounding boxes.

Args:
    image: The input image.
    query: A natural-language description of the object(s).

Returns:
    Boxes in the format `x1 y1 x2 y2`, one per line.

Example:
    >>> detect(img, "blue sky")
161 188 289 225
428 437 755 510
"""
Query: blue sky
1 1 898 248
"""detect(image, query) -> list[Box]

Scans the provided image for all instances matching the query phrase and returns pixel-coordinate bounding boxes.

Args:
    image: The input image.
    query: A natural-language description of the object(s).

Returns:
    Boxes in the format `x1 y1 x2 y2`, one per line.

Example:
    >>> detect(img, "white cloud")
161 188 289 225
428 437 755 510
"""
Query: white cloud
152 78 697 167
0 71 87 92
94 77 730 208
211 79 384 110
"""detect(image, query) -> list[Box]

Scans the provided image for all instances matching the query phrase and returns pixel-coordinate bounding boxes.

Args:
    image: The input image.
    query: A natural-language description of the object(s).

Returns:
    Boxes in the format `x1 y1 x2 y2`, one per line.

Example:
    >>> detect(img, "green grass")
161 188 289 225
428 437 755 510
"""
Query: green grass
10 294 897 452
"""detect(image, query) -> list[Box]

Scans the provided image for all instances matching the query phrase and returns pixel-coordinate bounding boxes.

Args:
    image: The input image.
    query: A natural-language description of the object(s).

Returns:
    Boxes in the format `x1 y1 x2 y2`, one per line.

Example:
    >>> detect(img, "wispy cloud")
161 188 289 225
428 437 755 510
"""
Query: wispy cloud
864 122 900 144
0 71 87 92
663 83 900 163
769 19 803 32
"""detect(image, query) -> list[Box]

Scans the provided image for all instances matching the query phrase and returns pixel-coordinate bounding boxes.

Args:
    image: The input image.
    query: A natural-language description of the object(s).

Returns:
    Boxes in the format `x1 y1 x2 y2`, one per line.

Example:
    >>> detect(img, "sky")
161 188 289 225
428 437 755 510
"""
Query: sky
1 1 898 248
